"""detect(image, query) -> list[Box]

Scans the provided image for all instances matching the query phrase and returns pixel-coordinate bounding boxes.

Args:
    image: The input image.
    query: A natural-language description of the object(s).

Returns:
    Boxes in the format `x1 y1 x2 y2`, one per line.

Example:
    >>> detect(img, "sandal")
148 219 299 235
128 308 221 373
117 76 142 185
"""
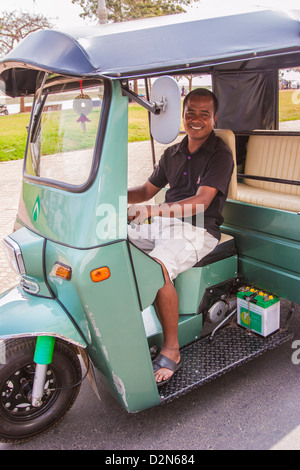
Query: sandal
152 353 181 387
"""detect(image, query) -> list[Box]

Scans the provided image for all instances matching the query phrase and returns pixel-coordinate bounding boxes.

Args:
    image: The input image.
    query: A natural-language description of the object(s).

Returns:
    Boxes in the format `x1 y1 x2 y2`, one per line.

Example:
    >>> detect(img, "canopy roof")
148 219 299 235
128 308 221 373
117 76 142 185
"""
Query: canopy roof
0 8 299 97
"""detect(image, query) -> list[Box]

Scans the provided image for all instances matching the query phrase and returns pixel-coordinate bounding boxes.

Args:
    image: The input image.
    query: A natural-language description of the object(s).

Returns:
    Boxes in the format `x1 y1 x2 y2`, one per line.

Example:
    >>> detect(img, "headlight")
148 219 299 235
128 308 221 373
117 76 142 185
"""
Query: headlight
2 237 26 275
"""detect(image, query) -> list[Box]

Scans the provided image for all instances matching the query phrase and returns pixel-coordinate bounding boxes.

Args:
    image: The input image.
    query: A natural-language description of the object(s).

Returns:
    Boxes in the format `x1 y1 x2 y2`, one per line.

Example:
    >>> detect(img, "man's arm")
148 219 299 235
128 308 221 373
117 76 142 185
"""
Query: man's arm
156 185 217 217
128 180 161 204
128 185 217 224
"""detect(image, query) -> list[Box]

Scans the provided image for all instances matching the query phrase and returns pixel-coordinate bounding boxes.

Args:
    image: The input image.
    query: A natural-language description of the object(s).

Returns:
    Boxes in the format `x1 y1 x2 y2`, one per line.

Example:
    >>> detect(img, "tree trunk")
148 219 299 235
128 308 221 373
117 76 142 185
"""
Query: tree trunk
97 0 108 24
20 97 25 113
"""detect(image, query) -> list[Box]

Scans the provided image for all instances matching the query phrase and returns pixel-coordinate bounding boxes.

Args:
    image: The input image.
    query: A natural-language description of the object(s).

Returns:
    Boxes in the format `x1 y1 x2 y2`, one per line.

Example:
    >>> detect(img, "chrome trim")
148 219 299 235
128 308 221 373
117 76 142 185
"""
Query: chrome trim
20 276 40 294
3 236 26 275
0 333 86 349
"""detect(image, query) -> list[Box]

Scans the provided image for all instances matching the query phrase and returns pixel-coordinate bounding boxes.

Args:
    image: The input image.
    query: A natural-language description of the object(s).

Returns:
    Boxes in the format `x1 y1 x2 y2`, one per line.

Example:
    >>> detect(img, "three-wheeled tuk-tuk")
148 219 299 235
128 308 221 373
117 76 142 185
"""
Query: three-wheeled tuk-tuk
0 8 299 443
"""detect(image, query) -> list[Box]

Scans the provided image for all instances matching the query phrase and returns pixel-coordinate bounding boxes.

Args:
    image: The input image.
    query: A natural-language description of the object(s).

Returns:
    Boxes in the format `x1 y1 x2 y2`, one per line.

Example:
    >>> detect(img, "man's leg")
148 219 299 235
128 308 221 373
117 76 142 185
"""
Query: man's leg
153 259 181 384
150 230 217 384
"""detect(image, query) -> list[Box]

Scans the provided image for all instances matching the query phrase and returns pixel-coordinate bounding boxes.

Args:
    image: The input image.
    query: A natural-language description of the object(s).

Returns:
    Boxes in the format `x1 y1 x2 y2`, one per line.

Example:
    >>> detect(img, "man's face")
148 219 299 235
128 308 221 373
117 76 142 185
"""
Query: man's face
183 95 217 147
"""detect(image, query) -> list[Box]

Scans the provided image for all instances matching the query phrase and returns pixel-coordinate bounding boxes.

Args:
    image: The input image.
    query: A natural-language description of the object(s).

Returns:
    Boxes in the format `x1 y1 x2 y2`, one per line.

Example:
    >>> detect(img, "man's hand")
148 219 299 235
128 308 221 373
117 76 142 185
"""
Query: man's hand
128 204 159 225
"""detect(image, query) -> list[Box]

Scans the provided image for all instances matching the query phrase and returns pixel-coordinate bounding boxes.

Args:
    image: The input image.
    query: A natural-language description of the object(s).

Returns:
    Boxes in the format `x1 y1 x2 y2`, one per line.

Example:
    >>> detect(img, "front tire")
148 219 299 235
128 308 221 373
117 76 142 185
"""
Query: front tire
0 338 82 443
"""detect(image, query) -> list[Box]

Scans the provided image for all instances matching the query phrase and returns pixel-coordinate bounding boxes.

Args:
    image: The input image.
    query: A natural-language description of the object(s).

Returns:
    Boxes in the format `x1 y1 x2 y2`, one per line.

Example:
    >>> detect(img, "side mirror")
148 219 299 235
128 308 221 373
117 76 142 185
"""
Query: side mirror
150 76 181 144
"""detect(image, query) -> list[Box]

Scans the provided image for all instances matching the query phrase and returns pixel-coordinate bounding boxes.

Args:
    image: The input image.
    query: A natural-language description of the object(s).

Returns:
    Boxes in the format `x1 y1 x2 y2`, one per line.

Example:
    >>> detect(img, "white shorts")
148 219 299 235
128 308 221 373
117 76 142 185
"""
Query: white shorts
128 217 218 281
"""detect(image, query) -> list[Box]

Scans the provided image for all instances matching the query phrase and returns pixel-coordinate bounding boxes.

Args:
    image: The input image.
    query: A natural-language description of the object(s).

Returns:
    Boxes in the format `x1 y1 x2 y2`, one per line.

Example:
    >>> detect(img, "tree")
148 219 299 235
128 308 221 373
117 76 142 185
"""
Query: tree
71 0 195 22
73 1 198 92
0 10 53 56
175 74 200 92
0 10 53 112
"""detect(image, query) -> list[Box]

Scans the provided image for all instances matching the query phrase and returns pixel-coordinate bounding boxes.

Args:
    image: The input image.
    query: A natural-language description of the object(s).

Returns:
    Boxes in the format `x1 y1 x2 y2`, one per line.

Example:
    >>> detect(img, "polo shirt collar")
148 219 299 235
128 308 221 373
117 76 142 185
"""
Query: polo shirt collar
176 130 216 156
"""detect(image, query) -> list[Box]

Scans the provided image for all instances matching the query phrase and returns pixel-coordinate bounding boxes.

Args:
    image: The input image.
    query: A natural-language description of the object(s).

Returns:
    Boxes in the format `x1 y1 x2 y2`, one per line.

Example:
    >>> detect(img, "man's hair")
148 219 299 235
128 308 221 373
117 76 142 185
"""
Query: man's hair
183 88 219 116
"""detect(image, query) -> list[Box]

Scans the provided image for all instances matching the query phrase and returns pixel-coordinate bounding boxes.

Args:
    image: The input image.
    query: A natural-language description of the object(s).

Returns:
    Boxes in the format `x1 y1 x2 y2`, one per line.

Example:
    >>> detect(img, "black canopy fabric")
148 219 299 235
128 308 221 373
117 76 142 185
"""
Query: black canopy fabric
0 8 299 97
213 70 279 131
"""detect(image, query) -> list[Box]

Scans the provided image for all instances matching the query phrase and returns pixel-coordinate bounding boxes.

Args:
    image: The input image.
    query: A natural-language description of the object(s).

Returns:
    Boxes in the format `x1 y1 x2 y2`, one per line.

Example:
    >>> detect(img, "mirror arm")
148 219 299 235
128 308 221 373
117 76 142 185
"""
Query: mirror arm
121 83 164 115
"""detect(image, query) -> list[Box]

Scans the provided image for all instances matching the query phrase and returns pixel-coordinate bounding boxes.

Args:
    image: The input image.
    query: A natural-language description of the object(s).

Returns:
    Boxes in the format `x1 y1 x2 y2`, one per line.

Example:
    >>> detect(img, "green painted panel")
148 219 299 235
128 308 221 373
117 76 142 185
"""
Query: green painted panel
0 286 86 347
142 305 203 349
223 200 300 242
175 256 238 315
222 199 300 303
128 242 164 310
222 224 300 274
239 257 300 304
144 310 203 350
54 240 161 412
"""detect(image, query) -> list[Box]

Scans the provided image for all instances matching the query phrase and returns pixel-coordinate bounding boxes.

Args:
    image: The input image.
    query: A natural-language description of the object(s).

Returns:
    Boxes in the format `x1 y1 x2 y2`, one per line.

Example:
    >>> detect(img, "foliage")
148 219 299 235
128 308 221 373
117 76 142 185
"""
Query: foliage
71 0 194 22
0 10 53 56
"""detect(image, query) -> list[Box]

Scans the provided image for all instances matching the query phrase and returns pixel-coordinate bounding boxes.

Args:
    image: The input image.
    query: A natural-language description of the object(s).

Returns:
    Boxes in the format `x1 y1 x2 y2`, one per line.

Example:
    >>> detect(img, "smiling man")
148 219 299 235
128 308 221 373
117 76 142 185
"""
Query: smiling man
127 88 234 386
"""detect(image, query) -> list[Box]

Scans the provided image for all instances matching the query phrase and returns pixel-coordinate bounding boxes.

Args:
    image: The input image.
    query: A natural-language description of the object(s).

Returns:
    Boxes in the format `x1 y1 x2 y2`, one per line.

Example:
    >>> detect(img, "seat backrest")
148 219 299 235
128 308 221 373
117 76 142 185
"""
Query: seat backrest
214 129 237 199
244 135 300 196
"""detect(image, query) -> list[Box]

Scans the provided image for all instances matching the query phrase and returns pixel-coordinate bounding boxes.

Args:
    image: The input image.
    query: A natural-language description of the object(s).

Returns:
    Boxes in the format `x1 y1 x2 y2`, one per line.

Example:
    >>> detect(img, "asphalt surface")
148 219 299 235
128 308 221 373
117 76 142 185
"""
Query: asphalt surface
1 304 299 451
0 133 299 451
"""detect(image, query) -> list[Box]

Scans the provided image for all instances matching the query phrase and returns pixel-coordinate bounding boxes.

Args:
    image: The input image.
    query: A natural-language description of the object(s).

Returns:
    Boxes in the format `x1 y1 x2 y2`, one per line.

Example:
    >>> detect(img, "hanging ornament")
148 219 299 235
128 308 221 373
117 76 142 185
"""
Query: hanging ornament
73 80 93 131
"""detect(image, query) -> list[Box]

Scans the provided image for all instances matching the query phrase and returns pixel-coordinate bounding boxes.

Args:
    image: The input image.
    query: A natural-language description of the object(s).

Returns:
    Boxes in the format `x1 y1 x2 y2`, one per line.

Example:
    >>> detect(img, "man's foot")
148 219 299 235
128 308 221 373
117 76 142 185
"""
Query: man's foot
152 351 181 386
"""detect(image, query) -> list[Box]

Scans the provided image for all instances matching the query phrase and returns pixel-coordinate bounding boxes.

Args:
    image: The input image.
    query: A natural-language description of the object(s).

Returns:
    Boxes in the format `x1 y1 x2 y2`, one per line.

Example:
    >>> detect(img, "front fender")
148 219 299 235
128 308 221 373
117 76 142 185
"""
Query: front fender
0 286 87 348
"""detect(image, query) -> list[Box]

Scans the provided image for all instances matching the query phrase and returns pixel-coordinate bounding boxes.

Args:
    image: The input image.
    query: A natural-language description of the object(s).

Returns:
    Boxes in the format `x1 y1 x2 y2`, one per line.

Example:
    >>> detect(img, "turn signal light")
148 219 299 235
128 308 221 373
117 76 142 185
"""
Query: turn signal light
90 266 110 283
50 262 72 280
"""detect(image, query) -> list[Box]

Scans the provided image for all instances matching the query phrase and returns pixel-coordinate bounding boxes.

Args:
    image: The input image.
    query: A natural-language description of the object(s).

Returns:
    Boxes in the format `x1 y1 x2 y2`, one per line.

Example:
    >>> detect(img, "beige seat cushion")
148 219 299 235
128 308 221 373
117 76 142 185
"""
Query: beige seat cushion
237 182 300 212
237 134 300 212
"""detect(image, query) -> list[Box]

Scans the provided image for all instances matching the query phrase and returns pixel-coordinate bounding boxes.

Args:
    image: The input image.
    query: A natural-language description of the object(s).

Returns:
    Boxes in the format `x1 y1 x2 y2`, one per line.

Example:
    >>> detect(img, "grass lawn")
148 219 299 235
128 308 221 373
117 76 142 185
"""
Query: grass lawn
128 104 150 142
278 89 300 122
0 91 299 162
0 113 30 161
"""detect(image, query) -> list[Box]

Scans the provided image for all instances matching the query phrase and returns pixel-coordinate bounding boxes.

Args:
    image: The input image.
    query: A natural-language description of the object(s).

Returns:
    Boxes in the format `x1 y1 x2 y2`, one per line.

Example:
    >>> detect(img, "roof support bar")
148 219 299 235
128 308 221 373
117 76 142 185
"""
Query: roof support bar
121 82 165 115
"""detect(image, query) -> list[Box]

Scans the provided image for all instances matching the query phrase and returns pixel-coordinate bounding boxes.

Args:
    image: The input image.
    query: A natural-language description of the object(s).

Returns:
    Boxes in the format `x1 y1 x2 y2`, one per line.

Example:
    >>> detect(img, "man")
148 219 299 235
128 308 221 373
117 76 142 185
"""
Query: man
128 88 233 386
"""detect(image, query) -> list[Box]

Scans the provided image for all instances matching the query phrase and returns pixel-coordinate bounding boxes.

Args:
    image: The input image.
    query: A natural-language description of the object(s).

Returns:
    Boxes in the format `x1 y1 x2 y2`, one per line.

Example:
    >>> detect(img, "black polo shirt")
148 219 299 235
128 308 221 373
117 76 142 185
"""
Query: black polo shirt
148 131 233 240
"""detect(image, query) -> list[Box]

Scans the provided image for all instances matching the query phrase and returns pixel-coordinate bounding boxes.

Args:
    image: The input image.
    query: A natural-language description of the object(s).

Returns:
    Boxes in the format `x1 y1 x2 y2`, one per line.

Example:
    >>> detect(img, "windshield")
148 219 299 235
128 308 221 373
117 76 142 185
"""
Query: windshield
25 78 104 188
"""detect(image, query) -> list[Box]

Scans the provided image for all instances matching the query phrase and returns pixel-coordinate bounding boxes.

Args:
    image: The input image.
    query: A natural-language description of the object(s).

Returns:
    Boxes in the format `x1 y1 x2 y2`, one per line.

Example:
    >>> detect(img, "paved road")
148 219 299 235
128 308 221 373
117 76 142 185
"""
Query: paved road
1 304 299 451
0 135 299 451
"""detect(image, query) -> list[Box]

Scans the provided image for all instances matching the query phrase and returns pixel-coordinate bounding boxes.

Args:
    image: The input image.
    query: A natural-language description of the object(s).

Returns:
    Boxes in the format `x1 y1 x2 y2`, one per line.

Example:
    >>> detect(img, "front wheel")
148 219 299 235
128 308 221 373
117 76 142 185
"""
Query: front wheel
0 338 82 443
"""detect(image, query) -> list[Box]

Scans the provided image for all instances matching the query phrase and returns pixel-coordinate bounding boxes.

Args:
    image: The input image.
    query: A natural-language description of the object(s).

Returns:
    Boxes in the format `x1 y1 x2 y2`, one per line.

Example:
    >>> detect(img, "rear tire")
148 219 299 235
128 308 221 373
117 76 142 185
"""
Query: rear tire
0 338 82 443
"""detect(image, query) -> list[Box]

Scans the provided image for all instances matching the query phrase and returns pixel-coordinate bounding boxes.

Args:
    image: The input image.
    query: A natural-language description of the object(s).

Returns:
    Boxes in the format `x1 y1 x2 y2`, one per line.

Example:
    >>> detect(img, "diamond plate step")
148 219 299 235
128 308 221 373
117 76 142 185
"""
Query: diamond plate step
158 324 293 403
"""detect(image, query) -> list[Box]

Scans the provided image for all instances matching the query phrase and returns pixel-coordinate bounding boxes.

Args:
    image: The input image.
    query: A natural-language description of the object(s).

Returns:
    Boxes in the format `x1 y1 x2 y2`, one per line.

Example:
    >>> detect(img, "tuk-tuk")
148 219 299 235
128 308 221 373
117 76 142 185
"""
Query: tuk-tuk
0 8 299 443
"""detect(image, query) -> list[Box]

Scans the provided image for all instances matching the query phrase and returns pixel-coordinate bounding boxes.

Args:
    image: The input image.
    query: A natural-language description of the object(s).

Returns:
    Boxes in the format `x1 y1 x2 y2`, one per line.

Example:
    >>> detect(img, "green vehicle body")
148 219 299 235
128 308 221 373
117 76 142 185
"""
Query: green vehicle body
222 201 300 305
0 79 239 411
0 8 299 417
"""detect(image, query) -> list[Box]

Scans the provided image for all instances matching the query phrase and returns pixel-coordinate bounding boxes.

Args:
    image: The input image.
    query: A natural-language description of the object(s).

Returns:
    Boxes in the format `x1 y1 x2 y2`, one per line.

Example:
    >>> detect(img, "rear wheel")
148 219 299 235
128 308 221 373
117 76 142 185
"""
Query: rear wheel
0 338 82 443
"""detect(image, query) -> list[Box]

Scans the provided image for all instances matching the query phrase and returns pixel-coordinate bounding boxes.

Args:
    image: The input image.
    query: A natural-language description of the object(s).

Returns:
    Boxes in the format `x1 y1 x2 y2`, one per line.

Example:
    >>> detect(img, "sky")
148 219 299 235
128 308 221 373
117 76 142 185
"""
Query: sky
0 0 299 30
